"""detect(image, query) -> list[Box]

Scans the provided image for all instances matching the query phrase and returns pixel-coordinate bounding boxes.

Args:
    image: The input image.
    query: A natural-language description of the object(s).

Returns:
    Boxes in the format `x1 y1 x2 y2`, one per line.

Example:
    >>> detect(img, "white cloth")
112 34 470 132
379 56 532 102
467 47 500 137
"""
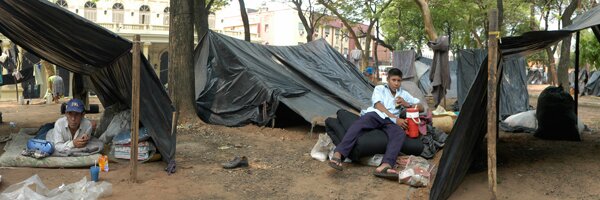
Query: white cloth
0 51 8 63
46 117 93 152
361 84 420 119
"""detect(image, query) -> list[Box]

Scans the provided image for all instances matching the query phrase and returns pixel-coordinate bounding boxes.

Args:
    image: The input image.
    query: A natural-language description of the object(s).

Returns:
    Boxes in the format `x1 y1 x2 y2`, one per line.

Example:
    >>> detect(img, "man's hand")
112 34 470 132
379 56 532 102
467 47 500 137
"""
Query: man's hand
395 118 408 130
396 97 410 108
73 135 89 148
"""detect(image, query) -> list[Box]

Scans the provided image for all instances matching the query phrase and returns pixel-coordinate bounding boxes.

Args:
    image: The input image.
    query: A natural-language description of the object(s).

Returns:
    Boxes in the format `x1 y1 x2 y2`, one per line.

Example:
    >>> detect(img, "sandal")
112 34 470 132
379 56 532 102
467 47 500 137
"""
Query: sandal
328 156 343 171
373 166 398 180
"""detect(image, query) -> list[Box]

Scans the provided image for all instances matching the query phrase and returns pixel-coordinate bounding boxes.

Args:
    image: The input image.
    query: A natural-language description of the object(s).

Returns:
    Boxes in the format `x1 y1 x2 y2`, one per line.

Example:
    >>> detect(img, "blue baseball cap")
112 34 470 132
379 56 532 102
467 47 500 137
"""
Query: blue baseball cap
65 99 85 113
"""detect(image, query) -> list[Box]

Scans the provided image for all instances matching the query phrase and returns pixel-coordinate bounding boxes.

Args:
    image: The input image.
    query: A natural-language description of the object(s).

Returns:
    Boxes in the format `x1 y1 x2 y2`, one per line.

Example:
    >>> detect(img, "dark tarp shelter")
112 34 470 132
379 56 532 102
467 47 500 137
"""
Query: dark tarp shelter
417 57 458 99
585 70 600 96
194 31 373 127
431 5 600 199
569 69 589 95
0 0 176 168
392 54 457 99
527 68 546 84
456 49 529 118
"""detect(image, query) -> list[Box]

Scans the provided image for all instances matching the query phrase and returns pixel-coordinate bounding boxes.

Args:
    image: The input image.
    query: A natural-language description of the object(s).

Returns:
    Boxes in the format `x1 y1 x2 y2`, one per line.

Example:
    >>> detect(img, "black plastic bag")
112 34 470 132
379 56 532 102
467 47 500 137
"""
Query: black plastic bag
534 85 580 141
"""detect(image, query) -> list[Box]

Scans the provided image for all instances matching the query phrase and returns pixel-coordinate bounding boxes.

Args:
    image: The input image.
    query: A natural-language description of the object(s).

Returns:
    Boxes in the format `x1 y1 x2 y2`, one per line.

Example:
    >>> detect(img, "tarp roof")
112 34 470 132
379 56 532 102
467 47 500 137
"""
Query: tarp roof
0 0 175 165
194 31 373 126
431 5 600 199
456 49 529 118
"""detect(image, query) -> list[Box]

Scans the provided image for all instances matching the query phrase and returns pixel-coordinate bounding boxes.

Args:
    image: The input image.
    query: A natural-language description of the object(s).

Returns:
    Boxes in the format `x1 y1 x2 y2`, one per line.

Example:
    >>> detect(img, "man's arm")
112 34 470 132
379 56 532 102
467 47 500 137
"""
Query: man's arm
374 102 397 119
49 126 74 152
375 102 408 129
397 92 425 112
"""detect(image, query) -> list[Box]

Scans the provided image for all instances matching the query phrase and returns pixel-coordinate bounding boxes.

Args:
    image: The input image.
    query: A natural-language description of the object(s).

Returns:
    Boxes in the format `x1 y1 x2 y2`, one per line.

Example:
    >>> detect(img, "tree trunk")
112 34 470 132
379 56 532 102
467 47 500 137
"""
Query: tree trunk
292 0 314 42
545 47 558 85
169 0 196 121
557 0 579 92
471 29 483 48
239 0 250 41
413 0 438 41
194 0 213 43
361 29 377 72
373 37 379 83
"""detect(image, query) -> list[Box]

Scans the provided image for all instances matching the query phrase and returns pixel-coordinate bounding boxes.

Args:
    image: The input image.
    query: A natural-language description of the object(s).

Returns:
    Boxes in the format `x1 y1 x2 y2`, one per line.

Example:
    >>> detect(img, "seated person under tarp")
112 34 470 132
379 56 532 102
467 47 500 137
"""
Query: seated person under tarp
326 68 425 179
29 98 103 158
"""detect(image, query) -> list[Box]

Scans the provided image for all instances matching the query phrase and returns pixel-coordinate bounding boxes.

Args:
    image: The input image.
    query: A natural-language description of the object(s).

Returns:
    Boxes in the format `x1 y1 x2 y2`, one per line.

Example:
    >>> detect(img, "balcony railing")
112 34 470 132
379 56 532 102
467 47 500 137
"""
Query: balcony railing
97 23 169 33
214 30 261 43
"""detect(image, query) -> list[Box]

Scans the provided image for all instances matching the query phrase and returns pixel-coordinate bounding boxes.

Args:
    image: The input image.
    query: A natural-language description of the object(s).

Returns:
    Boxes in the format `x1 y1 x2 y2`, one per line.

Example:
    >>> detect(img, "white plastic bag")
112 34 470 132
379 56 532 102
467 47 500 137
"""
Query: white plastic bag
310 134 335 162
397 155 433 187
0 174 112 200
503 110 537 129
359 154 383 167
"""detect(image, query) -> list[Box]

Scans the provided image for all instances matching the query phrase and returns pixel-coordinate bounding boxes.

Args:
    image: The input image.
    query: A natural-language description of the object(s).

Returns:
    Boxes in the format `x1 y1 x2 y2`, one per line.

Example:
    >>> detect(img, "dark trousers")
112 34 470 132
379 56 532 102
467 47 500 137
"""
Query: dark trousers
34 123 55 140
334 112 406 166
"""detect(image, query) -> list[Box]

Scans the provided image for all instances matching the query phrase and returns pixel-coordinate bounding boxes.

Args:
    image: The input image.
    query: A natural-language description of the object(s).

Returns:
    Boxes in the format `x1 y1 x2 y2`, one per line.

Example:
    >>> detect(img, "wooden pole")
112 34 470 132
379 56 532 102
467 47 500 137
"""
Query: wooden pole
574 31 580 116
487 9 499 200
130 34 141 183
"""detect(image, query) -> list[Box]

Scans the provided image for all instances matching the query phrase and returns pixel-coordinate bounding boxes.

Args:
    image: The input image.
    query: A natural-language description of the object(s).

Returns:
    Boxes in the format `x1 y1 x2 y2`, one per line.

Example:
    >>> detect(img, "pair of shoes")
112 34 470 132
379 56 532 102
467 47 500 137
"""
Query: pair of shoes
373 166 399 181
328 156 343 171
222 156 249 169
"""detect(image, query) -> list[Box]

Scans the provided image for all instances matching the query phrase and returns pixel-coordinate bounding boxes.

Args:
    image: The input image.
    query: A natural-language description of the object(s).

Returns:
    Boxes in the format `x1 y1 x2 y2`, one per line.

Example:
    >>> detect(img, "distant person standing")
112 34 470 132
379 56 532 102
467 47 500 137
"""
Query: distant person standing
48 75 64 103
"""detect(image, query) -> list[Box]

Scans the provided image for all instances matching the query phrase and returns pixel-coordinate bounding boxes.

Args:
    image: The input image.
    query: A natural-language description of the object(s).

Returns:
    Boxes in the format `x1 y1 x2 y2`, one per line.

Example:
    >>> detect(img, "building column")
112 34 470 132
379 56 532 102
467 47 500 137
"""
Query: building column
143 42 151 57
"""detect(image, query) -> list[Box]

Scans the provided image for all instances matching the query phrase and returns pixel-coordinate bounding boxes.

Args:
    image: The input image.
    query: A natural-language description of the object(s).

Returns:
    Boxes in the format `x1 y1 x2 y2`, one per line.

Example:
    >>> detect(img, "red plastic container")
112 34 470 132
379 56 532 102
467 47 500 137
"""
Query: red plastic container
406 107 420 138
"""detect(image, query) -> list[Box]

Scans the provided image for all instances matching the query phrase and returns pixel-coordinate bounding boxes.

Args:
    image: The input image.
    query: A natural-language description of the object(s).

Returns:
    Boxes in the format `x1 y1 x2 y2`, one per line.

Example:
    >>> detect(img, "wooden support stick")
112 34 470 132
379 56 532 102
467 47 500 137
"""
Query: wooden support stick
574 31 580 116
171 111 178 136
487 9 499 200
130 35 141 183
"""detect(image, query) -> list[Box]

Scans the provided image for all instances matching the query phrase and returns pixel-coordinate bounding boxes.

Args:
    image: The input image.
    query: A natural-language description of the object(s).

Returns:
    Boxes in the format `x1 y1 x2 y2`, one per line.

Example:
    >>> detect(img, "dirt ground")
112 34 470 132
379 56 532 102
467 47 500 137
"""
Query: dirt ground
0 85 599 199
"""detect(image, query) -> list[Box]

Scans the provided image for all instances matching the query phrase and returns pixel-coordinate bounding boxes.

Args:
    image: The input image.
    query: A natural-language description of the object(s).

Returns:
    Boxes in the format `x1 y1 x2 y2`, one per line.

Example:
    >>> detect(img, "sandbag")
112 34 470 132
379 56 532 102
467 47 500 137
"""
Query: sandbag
535 86 580 141
432 116 455 134
325 110 423 162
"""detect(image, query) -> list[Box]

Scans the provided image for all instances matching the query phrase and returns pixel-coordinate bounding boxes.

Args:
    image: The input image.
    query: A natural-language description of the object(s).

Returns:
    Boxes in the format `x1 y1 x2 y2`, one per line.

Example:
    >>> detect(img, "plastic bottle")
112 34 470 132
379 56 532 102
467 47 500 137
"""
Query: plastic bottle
98 155 109 172
103 155 109 172
98 156 105 171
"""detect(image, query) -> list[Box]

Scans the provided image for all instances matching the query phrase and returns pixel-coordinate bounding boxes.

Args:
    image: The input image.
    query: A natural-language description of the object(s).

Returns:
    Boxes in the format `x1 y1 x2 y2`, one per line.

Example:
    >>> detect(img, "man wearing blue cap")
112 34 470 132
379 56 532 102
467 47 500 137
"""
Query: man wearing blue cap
47 98 93 151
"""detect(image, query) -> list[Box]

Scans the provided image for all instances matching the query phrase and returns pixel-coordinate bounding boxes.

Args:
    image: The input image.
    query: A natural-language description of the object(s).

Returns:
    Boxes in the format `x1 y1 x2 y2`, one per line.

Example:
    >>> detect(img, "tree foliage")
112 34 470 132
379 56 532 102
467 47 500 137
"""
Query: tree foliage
580 29 600 70
380 0 531 53
318 0 393 71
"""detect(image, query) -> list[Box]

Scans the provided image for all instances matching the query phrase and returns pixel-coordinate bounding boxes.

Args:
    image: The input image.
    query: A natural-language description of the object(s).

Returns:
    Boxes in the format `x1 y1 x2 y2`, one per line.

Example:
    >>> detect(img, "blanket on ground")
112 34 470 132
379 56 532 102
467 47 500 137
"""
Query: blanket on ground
0 128 100 168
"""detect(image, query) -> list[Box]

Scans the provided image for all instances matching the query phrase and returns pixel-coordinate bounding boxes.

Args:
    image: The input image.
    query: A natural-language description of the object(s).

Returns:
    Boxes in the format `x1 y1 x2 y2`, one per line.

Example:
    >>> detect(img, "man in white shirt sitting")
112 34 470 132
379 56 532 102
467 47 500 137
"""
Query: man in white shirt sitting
47 98 93 152
328 68 424 179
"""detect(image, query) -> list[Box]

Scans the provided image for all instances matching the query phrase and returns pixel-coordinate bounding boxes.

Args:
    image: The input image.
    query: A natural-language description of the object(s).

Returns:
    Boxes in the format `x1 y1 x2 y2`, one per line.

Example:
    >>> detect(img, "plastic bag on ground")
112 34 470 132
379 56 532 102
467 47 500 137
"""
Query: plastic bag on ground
98 110 131 143
397 155 433 187
503 110 537 130
310 134 335 162
0 174 112 200
359 154 383 167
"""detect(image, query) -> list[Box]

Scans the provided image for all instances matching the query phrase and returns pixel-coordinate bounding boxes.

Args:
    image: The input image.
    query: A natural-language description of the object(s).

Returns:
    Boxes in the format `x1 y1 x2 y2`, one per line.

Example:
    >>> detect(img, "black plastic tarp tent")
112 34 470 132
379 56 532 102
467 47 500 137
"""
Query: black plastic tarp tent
0 0 175 166
431 4 600 199
586 71 600 96
194 31 373 126
456 49 529 118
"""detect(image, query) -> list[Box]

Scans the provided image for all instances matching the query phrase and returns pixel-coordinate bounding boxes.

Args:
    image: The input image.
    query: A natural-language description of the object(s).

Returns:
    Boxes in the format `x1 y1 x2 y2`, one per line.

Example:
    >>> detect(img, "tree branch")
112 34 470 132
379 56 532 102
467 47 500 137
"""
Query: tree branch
371 35 394 51
207 0 215 12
